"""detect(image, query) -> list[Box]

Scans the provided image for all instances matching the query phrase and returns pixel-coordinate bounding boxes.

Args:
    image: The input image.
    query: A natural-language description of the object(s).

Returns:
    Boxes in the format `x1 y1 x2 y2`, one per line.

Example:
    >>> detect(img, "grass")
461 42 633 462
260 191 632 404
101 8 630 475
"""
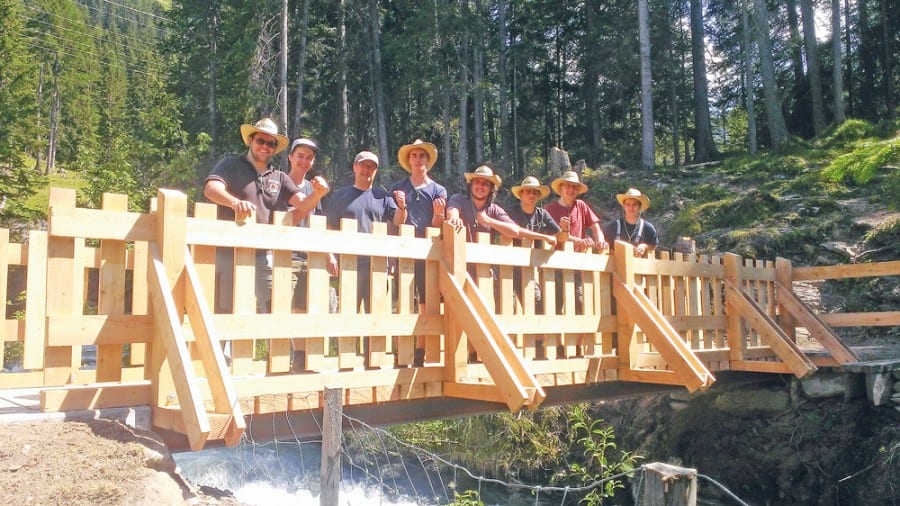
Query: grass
21 170 89 217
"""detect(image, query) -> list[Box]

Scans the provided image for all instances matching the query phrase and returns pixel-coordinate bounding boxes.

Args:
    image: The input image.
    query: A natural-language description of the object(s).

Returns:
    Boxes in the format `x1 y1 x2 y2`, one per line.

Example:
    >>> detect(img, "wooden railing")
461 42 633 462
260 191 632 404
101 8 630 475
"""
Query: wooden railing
1 188 896 449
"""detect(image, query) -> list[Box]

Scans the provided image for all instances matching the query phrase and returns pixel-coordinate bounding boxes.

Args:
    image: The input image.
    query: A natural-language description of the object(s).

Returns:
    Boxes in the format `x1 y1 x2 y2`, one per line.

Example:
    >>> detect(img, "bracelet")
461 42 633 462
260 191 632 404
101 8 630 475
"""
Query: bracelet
436 213 445 218
398 206 407 211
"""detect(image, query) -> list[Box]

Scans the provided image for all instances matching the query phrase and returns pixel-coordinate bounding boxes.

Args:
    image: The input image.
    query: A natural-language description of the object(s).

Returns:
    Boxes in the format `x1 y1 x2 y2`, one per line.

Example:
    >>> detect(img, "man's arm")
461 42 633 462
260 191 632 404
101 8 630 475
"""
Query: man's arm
518 227 557 247
290 176 329 225
204 179 254 222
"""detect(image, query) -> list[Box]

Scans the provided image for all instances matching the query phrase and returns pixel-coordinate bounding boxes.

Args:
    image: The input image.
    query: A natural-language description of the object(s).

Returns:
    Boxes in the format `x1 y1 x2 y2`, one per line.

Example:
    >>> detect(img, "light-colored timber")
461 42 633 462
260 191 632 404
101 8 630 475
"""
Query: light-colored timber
0 188 895 450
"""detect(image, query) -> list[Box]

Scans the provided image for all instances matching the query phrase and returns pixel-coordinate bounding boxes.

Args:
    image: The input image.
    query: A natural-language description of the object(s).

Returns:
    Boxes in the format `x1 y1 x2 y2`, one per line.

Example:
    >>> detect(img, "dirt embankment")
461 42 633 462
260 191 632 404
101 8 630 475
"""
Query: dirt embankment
0 419 240 505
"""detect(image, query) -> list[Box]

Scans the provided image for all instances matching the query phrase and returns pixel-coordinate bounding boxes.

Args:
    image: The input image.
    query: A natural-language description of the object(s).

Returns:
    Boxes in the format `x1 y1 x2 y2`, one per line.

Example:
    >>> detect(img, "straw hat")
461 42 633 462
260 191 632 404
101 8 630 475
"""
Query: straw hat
240 118 289 154
397 139 438 172
550 170 588 196
616 187 651 210
464 165 502 187
511 176 551 200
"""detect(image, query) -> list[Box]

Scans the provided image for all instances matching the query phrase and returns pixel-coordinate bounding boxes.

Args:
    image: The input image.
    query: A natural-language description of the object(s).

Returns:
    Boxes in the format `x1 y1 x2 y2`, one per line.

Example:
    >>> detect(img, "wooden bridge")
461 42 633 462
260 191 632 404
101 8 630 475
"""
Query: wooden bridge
1 188 897 451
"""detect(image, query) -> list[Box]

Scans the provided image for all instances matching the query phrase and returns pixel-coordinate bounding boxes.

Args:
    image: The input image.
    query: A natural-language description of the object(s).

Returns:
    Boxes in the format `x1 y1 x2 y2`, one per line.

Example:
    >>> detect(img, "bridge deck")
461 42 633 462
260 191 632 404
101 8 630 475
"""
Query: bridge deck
0 188 896 450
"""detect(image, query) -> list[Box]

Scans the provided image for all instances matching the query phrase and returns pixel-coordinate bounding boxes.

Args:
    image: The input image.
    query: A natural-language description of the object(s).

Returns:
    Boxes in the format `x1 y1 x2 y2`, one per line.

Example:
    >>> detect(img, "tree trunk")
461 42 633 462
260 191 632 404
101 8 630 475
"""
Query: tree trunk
858 0 876 120
831 0 846 123
208 5 219 159
689 0 716 161
367 0 388 165
279 0 288 138
338 0 350 168
497 0 511 175
800 0 826 134
34 60 44 173
843 0 854 117
754 0 789 149
457 14 469 177
741 0 758 154
584 1 602 164
292 0 309 135
473 42 485 163
46 58 60 176
639 0 655 169
786 0 805 91
880 0 894 121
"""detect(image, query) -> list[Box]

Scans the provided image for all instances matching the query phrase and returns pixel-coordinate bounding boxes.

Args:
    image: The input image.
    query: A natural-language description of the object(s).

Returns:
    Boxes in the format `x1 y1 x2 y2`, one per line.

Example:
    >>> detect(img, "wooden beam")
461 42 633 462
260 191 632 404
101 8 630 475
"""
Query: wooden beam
612 273 714 392
775 281 859 363
820 311 900 327
23 231 48 370
183 247 245 447
49 206 155 242
439 270 531 412
40 381 152 411
725 281 817 378
792 260 900 281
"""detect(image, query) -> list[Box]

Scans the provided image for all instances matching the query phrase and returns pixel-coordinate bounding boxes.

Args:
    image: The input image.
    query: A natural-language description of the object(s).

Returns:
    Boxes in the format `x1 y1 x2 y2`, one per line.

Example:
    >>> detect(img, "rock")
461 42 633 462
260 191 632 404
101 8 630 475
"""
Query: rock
713 389 790 417
822 241 857 260
800 371 847 399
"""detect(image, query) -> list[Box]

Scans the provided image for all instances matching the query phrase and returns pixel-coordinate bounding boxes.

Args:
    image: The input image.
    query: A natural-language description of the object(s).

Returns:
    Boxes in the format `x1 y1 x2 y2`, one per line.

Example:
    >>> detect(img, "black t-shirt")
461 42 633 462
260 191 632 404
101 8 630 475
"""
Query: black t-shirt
205 155 301 224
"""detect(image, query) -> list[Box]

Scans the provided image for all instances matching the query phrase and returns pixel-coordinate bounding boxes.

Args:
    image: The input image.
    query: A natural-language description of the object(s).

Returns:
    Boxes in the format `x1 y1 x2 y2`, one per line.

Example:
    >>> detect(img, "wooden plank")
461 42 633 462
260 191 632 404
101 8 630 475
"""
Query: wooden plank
442 381 511 405
613 274 714 392
44 189 82 385
49 206 155 242
792 260 900 281
0 229 7 367
820 311 900 327
46 315 153 345
267 211 292 374
40 381 152 411
23 231 48 370
230 246 256 375
129 239 149 367
725 281 817 378
183 247 245 447
96 193 128 382
149 241 210 451
775 281 859 363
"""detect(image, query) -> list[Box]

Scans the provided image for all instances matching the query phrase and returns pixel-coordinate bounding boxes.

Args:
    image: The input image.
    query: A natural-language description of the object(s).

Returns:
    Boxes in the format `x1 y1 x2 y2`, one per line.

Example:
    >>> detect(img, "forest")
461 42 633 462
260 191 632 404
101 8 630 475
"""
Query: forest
0 0 897 228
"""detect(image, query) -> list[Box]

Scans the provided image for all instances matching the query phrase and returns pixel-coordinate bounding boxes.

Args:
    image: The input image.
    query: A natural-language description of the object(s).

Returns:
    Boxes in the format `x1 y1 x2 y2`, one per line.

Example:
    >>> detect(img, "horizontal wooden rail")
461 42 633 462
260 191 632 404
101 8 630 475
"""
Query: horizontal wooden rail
0 188 894 448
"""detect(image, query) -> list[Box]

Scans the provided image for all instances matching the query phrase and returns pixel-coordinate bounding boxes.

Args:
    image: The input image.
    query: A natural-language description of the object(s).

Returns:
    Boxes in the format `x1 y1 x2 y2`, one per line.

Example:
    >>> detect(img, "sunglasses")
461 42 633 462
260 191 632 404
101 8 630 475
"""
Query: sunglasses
254 137 278 149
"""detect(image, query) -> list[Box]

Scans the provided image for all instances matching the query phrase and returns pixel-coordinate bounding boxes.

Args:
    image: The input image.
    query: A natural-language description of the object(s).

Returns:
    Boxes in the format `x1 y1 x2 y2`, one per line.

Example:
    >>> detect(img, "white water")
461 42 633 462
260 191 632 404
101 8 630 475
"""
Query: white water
173 444 427 506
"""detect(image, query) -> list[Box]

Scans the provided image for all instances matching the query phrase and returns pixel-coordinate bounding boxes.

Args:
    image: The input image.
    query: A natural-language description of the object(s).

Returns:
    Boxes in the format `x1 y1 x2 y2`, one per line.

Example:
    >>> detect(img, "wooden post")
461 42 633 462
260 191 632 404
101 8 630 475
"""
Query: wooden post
149 189 187 407
642 462 698 506
774 257 796 340
724 253 746 362
320 387 343 506
441 222 468 381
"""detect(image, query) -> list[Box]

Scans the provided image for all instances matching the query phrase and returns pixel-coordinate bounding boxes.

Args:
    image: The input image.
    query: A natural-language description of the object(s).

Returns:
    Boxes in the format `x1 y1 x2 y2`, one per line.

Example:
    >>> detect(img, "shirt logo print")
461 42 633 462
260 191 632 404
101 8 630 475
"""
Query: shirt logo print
266 179 281 196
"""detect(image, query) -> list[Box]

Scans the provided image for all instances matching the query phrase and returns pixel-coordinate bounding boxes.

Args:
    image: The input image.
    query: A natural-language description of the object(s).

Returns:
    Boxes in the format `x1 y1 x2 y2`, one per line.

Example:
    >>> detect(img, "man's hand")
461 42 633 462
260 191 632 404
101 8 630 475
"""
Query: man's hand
232 200 255 223
432 197 446 215
392 189 406 210
311 176 329 197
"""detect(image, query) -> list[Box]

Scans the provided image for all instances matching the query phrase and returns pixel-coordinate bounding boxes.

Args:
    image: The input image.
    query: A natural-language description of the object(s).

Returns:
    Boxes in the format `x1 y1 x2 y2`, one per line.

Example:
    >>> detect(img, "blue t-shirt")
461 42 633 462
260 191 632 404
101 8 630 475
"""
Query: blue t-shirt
390 178 447 236
325 185 397 233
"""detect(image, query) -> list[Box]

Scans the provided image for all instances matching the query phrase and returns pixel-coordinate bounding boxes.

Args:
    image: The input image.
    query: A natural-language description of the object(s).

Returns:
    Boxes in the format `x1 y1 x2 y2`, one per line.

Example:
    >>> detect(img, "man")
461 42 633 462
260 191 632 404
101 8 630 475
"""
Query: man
507 175 566 248
445 165 519 242
507 176 567 359
325 151 405 313
287 137 326 227
391 139 447 366
602 187 659 257
203 118 328 313
544 170 608 252
543 170 606 357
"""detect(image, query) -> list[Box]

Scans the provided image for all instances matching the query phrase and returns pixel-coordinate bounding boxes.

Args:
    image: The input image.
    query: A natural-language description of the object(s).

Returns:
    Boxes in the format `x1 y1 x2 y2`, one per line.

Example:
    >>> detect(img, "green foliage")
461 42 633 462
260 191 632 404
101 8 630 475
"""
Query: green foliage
448 490 484 506
560 404 640 505
822 137 900 186
819 119 879 148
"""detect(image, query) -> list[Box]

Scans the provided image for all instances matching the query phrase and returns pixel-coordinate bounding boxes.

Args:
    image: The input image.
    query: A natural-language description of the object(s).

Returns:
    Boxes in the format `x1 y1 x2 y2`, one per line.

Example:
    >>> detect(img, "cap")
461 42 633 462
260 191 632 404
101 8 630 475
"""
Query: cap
353 150 379 167
290 138 319 153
